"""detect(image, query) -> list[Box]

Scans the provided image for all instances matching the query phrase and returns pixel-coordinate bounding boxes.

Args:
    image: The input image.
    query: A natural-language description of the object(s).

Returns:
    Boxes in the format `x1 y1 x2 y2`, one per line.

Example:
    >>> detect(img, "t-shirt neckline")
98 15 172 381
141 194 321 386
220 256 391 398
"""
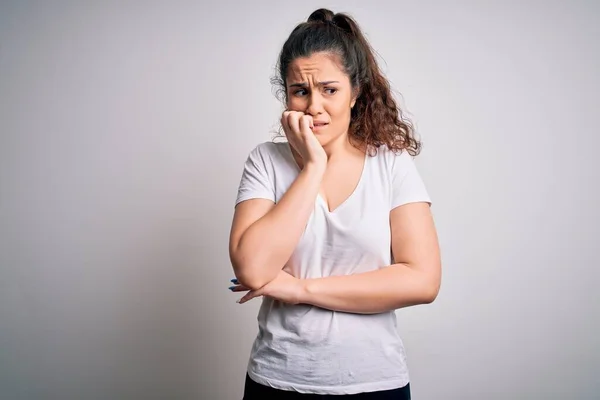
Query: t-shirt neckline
284 142 369 214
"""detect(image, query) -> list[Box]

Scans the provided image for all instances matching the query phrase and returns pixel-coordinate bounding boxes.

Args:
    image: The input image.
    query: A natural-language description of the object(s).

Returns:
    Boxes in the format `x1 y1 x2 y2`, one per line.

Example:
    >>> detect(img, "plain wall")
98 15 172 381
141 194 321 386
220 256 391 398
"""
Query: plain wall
1 1 598 399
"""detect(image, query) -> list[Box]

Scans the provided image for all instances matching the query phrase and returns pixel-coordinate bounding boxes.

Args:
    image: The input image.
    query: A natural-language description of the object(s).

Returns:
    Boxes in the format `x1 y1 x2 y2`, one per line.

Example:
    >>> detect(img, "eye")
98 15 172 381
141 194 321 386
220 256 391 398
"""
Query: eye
324 87 338 95
292 88 307 96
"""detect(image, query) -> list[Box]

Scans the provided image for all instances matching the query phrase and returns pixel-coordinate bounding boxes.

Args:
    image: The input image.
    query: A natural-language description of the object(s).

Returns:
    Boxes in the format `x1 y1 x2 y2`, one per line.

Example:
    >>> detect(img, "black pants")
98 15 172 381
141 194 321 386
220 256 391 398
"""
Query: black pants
243 374 411 399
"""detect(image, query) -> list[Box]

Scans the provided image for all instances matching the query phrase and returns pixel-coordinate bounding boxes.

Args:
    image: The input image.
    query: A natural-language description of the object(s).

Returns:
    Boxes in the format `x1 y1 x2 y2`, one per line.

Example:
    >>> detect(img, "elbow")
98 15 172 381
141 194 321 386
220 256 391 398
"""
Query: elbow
421 278 441 304
231 259 272 291
230 245 274 290
422 288 438 304
418 259 441 304
235 273 270 291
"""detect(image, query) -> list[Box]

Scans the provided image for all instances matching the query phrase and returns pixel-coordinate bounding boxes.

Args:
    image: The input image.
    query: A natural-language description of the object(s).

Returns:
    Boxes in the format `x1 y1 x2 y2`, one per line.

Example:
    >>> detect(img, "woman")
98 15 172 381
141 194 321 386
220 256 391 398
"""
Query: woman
228 8 441 399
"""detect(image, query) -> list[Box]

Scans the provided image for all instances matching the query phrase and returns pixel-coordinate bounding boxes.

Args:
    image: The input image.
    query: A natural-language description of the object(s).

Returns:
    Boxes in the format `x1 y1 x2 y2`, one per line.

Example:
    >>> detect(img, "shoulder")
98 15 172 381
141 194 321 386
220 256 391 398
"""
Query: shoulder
375 145 430 207
370 144 416 177
244 141 293 173
248 141 288 160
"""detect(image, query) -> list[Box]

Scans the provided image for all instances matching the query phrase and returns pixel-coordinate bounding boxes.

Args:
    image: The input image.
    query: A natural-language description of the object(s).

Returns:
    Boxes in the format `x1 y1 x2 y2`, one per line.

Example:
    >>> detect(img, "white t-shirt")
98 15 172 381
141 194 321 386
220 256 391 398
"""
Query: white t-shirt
234 141 431 395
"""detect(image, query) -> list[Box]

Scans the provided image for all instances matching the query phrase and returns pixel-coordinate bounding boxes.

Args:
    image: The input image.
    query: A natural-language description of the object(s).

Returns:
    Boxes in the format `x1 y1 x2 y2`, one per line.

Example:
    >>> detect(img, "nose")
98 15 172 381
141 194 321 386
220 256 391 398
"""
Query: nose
305 92 324 116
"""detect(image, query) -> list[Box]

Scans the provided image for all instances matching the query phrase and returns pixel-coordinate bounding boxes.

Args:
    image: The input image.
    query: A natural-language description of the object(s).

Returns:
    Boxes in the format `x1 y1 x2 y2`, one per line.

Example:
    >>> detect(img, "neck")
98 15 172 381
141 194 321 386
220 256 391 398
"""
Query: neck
322 133 365 162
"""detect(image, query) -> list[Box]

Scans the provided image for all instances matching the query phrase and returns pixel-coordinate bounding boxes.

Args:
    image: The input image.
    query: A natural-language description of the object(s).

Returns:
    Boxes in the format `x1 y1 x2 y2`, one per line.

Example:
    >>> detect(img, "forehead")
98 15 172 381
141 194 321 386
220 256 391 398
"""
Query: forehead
287 52 347 83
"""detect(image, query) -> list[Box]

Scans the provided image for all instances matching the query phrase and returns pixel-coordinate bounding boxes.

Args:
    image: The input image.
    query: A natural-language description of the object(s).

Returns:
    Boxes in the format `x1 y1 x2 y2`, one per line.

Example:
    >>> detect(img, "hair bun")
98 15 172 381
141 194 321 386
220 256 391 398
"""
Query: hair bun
331 14 353 34
307 8 354 37
307 8 335 23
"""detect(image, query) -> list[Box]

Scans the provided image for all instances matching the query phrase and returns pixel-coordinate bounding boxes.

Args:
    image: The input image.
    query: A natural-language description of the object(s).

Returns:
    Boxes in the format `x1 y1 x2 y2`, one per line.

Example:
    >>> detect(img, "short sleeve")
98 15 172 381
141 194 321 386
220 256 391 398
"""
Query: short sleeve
235 145 276 206
391 151 431 209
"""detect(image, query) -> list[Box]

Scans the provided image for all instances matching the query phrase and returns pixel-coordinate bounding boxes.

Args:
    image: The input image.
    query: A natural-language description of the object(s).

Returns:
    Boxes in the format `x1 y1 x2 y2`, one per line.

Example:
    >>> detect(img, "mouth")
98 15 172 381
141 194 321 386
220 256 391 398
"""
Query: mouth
311 121 329 131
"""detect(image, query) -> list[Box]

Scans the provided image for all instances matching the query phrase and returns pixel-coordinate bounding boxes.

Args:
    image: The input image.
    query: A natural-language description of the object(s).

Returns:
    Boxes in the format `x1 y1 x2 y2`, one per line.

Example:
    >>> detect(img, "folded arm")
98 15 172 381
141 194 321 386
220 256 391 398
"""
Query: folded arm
229 163 325 290
298 202 441 314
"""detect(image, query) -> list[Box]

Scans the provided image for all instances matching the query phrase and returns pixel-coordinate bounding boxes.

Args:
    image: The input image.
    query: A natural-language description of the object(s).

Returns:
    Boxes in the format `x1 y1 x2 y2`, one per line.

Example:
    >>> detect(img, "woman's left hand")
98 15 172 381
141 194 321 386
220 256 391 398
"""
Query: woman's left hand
229 270 305 305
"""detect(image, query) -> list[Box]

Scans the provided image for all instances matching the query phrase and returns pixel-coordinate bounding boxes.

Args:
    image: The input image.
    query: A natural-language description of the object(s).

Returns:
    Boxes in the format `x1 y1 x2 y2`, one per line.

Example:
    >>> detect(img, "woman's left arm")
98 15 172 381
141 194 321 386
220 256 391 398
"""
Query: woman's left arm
299 202 441 314
235 202 441 314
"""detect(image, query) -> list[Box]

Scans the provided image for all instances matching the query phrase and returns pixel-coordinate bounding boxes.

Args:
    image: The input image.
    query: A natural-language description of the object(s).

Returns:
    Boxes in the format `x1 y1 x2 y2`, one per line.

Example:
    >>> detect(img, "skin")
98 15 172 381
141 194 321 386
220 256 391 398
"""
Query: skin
228 51 441 313
228 52 362 289
283 52 366 213
283 51 358 161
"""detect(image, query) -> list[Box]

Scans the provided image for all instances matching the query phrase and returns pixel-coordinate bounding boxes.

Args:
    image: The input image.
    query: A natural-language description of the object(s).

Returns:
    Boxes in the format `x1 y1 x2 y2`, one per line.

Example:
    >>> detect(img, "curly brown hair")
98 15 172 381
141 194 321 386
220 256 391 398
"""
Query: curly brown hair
271 8 421 156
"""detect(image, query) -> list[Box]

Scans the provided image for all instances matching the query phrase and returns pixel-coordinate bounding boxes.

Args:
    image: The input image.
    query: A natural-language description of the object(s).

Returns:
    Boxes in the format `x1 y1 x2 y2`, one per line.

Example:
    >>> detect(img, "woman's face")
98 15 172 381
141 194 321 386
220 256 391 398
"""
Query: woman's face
286 52 356 148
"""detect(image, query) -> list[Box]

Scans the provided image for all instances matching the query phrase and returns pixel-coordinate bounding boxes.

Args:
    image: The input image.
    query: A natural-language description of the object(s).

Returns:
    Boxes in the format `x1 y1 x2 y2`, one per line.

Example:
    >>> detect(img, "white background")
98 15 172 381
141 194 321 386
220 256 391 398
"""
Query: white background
1 1 598 398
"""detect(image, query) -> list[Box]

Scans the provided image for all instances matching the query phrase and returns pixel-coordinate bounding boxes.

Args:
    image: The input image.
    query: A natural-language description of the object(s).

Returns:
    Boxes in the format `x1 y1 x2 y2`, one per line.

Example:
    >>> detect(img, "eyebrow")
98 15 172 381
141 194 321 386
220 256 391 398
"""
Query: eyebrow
288 81 339 88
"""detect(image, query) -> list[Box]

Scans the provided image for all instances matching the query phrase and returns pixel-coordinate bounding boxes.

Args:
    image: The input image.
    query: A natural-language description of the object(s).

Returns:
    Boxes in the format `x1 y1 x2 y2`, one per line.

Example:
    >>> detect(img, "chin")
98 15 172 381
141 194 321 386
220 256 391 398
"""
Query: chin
316 130 343 146
315 135 331 147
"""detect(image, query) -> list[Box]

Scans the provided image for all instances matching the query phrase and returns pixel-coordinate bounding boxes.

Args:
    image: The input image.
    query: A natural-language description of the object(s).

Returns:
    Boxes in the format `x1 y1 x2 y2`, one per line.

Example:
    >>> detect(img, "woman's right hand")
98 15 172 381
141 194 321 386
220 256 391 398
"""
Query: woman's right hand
281 111 327 169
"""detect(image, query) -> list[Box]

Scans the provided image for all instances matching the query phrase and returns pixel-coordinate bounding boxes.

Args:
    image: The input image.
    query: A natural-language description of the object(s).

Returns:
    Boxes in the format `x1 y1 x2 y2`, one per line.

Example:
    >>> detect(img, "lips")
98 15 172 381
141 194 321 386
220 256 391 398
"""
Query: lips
312 121 329 127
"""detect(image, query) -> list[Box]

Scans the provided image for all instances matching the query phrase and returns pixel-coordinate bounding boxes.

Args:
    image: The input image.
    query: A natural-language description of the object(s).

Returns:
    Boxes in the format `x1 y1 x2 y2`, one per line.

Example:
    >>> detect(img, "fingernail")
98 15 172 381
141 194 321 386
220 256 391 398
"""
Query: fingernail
230 278 238 283
228 286 235 291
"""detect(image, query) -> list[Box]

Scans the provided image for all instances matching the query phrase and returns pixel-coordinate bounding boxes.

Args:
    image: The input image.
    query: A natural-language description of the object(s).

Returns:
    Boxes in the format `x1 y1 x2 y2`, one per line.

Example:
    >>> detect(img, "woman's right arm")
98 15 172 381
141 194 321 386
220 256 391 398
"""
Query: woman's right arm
229 112 327 290
229 162 325 290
